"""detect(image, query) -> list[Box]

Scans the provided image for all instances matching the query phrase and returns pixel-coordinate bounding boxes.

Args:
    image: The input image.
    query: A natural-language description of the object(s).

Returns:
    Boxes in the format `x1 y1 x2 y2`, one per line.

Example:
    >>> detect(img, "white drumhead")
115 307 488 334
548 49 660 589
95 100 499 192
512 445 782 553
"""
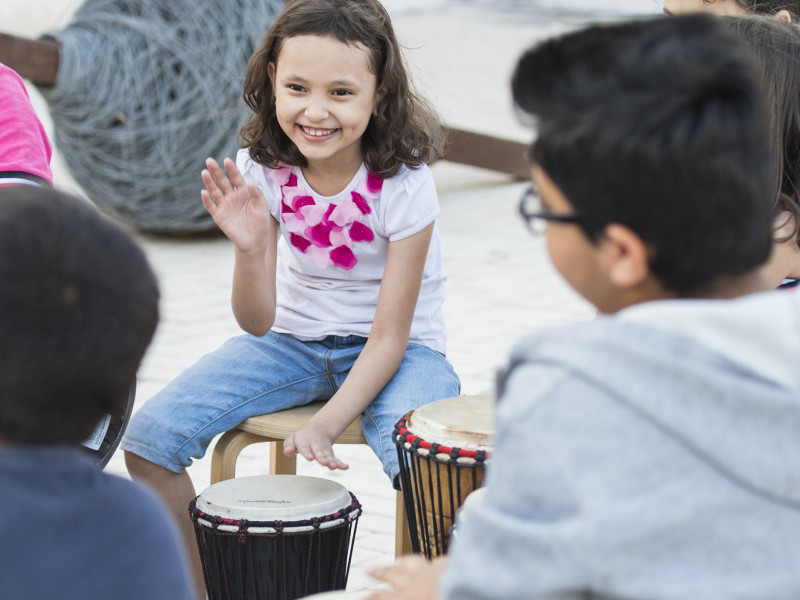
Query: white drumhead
197 475 352 522
407 394 494 450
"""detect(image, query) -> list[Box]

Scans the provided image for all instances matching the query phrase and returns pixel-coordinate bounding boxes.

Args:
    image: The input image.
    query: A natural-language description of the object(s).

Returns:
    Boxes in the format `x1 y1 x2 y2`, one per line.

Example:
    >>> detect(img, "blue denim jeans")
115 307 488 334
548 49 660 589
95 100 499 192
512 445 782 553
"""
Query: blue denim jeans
122 331 461 481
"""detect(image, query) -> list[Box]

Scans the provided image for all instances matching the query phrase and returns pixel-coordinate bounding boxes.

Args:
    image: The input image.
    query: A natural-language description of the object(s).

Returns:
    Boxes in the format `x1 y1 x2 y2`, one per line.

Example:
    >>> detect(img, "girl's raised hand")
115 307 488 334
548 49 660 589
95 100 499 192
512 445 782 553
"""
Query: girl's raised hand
201 157 271 254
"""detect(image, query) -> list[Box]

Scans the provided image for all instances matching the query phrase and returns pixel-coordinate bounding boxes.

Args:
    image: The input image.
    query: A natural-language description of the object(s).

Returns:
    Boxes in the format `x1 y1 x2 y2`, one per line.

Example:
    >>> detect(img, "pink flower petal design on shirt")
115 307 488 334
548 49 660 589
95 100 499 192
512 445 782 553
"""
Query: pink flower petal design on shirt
292 195 315 213
269 165 294 186
281 186 302 203
329 198 362 227
329 228 350 248
348 220 374 243
351 192 372 215
275 166 382 271
282 212 306 234
299 203 327 227
290 233 311 253
307 245 331 268
366 172 383 194
330 245 357 270
308 223 333 247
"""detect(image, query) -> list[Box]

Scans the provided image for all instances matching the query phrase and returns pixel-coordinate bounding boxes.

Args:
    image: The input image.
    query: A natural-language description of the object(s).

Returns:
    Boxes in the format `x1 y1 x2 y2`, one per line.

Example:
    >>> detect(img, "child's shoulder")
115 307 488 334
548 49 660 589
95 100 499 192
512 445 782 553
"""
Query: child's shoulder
379 162 435 197
235 148 285 190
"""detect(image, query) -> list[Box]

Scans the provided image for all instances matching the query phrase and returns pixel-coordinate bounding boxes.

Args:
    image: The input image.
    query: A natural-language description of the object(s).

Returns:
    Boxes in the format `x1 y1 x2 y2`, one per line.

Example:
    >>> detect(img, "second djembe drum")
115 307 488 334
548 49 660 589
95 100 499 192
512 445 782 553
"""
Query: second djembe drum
393 394 494 558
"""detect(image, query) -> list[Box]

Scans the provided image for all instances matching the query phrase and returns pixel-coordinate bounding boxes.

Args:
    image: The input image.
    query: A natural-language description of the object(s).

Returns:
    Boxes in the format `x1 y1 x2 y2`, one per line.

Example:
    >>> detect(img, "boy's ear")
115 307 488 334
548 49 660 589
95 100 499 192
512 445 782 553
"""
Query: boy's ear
775 9 792 22
601 223 652 289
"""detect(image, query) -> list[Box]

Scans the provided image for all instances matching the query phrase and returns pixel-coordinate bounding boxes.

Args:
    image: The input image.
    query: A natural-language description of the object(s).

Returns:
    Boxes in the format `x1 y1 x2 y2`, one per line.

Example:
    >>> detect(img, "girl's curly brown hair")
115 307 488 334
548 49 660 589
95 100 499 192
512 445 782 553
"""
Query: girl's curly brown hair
239 0 444 179
725 15 800 248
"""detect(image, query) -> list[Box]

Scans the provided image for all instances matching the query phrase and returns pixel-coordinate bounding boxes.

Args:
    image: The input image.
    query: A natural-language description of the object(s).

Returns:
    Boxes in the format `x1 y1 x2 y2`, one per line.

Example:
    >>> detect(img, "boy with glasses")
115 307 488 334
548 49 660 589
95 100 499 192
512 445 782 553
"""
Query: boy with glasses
369 13 800 600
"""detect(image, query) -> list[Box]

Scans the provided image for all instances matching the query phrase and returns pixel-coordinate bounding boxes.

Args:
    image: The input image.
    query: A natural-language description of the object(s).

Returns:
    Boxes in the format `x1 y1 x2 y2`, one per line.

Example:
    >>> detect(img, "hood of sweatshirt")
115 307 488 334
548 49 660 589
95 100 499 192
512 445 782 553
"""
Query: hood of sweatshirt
501 288 800 508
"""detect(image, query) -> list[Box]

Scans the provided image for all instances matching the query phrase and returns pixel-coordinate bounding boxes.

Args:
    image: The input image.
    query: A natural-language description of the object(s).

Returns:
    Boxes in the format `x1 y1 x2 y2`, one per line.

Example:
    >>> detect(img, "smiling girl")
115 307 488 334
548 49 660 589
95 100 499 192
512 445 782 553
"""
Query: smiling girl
122 1 460 593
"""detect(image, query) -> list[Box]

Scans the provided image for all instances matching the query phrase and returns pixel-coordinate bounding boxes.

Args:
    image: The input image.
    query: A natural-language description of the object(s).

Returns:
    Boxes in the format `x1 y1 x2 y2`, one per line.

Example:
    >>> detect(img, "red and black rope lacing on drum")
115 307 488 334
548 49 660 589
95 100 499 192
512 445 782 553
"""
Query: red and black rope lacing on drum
189 493 361 533
393 416 490 465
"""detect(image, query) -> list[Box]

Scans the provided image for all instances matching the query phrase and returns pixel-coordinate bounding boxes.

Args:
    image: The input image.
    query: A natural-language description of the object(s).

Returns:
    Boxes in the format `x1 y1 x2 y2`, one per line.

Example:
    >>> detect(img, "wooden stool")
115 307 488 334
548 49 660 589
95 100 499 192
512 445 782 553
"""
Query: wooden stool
210 402 412 557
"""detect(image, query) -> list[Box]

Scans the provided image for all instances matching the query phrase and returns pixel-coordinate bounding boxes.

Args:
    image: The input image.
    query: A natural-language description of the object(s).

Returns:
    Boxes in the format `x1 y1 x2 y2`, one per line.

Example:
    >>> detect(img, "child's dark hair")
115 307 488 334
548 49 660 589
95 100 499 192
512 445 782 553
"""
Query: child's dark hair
724 15 800 248
0 186 159 444
511 14 774 293
708 0 800 19
240 0 443 178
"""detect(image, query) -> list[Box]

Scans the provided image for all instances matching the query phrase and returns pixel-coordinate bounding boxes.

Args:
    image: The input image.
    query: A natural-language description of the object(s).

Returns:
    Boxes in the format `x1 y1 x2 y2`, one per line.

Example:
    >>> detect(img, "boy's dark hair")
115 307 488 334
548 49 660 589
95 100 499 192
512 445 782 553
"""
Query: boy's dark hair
711 0 800 19
240 0 443 178
511 14 774 293
724 15 800 248
0 186 159 444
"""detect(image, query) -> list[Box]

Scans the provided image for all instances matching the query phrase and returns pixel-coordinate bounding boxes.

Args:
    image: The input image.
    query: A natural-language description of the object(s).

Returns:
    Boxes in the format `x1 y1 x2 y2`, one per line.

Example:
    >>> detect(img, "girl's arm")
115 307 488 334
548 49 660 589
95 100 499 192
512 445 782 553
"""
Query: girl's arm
201 157 278 335
230 216 278 336
283 222 436 470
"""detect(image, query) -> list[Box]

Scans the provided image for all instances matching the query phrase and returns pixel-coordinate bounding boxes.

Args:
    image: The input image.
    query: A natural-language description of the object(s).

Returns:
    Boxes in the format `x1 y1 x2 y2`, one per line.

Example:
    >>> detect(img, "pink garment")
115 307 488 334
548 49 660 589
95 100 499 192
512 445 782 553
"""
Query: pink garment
0 63 53 186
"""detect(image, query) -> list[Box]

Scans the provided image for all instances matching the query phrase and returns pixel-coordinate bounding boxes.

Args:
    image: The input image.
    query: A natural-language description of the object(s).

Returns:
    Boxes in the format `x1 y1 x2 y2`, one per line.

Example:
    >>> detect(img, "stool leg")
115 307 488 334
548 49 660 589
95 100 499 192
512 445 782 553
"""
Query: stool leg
210 430 269 484
269 440 298 475
395 491 413 556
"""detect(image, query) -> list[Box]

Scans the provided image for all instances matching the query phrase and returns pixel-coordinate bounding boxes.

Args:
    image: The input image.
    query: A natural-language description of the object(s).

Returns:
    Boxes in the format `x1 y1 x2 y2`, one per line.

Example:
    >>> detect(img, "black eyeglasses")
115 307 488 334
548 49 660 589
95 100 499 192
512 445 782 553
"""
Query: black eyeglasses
517 183 583 236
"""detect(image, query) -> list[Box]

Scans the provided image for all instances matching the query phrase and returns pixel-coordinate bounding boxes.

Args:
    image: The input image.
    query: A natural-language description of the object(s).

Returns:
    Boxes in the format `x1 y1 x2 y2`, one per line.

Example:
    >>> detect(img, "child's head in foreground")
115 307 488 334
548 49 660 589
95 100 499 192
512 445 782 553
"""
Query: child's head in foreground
0 186 159 445
664 0 798 20
239 0 441 178
512 14 775 312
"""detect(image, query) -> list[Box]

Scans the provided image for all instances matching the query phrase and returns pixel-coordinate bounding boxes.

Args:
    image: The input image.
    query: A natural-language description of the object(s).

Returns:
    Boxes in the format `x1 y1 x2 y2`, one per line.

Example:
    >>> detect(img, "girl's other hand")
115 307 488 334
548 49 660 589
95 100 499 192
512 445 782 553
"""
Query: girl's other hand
366 556 447 600
201 157 271 255
284 423 350 471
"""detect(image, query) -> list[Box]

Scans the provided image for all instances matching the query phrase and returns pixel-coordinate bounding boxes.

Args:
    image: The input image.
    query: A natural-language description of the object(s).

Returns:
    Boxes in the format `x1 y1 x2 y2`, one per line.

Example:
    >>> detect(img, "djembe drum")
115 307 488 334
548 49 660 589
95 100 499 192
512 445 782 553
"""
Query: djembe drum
393 394 494 558
189 475 362 600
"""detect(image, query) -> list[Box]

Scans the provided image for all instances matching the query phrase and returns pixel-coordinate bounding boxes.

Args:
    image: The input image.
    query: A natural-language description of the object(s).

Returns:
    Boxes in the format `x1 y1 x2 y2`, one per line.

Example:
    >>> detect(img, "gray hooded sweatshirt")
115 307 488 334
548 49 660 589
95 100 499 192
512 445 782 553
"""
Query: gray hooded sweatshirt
442 289 800 600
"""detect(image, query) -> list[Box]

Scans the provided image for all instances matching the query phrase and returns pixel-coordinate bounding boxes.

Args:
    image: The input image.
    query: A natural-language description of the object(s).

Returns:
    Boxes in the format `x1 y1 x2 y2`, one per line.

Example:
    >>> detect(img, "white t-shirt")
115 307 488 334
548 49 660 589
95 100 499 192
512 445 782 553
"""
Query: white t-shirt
237 149 448 354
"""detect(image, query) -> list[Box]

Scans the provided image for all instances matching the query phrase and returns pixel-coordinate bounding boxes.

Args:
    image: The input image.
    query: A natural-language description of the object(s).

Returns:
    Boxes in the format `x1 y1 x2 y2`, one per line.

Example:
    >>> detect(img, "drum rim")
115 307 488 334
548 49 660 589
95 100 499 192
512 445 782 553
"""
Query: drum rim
393 414 491 465
189 492 362 535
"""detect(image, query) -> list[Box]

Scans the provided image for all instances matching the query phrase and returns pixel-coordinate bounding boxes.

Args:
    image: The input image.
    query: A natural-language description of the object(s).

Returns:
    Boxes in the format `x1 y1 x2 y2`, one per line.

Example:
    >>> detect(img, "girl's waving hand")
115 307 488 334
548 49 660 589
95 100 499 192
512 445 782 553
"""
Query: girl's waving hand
201 157 271 255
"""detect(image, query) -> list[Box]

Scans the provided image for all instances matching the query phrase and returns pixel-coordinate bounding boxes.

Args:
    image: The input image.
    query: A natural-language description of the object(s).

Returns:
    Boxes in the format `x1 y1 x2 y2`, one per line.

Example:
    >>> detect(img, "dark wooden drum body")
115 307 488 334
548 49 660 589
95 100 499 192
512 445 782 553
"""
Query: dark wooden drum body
394 394 494 558
189 475 361 600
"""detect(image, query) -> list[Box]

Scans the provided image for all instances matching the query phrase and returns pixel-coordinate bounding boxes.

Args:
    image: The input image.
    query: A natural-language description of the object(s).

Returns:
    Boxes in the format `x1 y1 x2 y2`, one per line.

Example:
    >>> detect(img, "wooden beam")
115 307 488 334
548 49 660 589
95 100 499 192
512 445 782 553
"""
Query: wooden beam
443 126 530 179
0 32 59 87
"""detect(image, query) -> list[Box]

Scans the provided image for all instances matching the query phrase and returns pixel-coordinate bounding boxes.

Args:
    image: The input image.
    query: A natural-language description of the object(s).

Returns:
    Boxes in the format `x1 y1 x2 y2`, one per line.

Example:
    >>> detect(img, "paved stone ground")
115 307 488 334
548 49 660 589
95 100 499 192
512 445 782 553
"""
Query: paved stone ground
6 0 664 592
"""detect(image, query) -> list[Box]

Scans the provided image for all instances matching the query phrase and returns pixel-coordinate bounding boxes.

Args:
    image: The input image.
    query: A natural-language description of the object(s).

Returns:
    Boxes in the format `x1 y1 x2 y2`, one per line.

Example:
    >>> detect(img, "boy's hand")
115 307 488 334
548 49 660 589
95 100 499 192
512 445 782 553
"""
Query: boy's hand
201 157 271 254
366 556 447 600
284 423 350 471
